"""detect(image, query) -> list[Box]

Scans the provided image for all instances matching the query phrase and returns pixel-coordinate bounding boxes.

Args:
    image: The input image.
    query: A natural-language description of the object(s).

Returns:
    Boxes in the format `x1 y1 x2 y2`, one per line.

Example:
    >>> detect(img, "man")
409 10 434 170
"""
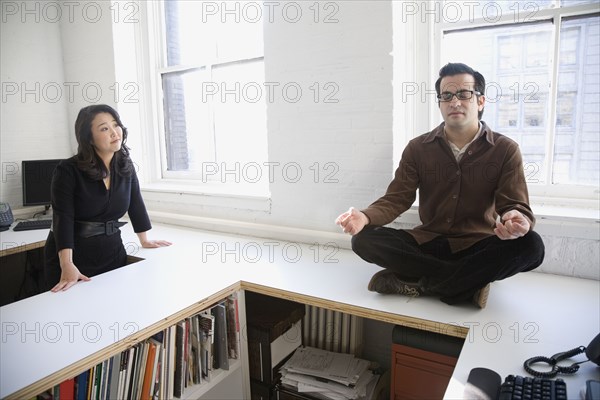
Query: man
335 63 545 308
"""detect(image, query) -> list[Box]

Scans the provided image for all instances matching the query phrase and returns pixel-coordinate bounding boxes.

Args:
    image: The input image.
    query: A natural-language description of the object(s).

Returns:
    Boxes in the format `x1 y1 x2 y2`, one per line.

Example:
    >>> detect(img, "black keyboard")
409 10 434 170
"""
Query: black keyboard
13 219 52 231
499 374 567 400
465 368 568 400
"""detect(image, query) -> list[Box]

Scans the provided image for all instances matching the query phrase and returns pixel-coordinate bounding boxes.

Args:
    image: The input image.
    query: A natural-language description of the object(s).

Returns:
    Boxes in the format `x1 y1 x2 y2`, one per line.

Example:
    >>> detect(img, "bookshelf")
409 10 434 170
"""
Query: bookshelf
0 282 249 400
47 293 245 399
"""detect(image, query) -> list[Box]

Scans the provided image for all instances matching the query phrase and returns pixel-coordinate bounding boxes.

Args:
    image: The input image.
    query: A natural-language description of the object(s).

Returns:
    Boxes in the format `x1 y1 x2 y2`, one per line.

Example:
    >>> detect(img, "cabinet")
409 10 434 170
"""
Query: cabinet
246 291 305 400
390 326 464 400
391 344 457 399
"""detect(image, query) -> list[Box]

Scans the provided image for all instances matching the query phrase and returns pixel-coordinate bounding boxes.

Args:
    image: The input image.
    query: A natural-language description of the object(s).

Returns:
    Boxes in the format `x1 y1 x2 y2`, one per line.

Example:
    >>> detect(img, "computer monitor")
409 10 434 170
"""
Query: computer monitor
21 159 62 207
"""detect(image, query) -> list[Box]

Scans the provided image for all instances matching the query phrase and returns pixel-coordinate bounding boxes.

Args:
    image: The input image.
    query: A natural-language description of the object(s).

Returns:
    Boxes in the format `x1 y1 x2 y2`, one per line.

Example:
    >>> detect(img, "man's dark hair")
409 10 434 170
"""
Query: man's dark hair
435 63 486 119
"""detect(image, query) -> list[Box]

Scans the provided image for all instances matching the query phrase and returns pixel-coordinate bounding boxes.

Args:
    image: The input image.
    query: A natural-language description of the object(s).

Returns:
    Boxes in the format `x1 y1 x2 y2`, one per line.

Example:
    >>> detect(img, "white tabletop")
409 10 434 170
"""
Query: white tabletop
0 223 49 255
1 223 598 398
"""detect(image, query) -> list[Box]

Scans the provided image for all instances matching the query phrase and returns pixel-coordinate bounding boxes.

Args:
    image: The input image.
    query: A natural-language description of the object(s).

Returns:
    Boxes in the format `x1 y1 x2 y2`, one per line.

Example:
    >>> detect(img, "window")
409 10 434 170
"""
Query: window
438 1 599 201
144 1 268 194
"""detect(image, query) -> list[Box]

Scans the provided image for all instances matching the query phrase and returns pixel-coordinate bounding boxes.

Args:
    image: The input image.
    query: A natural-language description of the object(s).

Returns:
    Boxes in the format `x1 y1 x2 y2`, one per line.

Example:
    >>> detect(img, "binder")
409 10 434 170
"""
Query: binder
211 302 229 371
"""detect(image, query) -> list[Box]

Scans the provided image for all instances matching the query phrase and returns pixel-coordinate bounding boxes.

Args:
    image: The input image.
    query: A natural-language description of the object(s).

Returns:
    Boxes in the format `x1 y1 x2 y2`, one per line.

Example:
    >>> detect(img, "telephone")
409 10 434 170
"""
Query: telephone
0 202 14 232
465 333 600 400
522 332 600 377
585 332 600 366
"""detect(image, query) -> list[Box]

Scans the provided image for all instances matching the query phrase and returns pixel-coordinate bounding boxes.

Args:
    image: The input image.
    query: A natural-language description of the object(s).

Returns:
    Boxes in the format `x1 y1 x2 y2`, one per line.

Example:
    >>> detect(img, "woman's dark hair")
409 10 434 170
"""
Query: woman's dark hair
435 63 486 119
74 104 133 180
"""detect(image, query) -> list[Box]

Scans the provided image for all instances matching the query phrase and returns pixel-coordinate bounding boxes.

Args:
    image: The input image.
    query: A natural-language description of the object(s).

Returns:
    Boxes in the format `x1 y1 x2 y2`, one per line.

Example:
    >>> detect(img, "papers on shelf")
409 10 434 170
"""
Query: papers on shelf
279 346 379 400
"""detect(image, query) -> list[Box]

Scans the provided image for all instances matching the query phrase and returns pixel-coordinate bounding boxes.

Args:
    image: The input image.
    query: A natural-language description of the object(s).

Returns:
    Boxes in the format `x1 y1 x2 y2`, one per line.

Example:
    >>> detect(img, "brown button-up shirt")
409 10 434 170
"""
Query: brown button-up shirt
362 121 535 253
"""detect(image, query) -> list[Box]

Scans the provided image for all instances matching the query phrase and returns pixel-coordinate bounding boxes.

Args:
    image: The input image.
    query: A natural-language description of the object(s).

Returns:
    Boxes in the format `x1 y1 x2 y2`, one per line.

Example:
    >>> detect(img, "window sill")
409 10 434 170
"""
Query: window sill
393 201 598 241
531 202 599 222
401 197 599 223
140 181 271 213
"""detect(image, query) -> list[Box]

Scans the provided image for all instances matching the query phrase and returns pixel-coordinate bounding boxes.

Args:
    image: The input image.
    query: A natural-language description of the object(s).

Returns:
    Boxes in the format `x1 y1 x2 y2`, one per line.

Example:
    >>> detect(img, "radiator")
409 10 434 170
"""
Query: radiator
303 305 364 356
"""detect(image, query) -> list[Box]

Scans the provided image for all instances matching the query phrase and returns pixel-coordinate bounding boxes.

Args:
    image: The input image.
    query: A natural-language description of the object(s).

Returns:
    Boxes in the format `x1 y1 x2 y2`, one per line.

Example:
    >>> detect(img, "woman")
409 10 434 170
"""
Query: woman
44 104 171 292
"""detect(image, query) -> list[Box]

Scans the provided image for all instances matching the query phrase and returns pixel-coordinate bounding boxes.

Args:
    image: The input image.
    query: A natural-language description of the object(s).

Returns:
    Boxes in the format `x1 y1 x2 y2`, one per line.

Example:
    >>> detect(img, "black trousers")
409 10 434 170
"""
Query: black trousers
351 227 545 304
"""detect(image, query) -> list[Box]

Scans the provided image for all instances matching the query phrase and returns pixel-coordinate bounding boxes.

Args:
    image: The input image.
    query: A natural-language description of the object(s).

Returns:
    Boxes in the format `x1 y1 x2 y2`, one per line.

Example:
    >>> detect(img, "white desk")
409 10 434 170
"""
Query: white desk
1 223 598 398
0 224 48 256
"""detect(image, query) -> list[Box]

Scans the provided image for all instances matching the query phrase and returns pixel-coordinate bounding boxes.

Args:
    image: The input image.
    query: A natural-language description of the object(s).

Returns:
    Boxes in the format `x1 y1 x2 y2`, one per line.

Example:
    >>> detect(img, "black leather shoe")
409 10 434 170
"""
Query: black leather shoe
367 269 423 297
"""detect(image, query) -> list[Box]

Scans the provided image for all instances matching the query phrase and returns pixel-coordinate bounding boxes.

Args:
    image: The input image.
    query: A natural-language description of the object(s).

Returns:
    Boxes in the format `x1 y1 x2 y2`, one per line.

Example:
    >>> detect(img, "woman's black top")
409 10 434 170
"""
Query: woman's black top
51 157 151 251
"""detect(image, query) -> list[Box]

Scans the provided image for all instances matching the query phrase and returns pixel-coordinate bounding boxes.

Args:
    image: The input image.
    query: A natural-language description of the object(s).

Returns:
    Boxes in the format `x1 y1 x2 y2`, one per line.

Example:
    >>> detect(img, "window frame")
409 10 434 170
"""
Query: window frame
431 1 599 208
135 0 270 200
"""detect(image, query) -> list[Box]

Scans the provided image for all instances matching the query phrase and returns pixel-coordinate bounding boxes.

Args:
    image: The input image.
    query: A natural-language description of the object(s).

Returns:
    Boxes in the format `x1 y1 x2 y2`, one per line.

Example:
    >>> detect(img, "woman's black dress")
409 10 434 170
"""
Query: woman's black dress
44 157 151 290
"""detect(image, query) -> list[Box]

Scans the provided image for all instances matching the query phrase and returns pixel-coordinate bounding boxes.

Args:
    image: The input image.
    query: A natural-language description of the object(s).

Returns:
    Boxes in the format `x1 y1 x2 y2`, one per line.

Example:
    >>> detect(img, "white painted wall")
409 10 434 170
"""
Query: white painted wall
0 1 597 280
263 1 393 231
0 6 71 208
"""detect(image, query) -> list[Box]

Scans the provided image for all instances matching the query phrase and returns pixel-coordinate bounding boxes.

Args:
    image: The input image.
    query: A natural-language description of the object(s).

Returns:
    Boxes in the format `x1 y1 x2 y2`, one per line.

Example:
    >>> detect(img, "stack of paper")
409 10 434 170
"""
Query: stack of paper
279 347 379 400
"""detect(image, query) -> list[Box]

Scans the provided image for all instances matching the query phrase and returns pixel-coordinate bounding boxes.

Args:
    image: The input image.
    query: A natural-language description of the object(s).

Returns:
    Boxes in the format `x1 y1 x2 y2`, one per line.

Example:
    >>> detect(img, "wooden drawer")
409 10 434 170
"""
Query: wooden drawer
391 343 458 400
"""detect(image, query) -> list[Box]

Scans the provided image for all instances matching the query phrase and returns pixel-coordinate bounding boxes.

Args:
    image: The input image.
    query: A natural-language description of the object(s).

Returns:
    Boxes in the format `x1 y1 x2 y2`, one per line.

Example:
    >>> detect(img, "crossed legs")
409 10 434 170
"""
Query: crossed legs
351 226 545 306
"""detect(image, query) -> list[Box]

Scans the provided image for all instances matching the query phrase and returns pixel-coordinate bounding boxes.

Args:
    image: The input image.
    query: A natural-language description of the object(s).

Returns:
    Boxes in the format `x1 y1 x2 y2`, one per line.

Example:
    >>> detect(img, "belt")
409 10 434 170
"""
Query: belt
75 220 127 238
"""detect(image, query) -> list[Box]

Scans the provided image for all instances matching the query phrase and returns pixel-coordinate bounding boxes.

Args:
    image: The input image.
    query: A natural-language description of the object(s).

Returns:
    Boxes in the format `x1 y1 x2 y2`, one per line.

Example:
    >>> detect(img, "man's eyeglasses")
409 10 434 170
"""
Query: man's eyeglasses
437 90 482 102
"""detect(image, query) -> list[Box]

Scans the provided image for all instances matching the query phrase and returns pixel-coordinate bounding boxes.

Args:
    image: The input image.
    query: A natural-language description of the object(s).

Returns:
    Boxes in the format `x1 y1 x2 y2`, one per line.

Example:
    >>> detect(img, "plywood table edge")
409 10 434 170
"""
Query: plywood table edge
240 282 469 339
0 240 46 257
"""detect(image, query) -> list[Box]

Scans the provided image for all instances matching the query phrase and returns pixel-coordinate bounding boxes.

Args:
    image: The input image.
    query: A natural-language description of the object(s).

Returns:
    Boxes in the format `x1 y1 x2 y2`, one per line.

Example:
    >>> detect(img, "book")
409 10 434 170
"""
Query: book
87 364 94 399
124 346 136 400
157 332 168 400
93 362 102 400
166 325 177 399
184 318 191 388
141 340 158 400
174 321 185 398
130 344 141 400
189 315 203 386
211 302 229 371
226 294 240 360
59 377 75 400
199 312 215 382
109 351 121 400
100 359 110 400
149 338 162 399
117 349 129 400
149 330 165 399
134 342 149 399
75 369 89 400
88 364 96 400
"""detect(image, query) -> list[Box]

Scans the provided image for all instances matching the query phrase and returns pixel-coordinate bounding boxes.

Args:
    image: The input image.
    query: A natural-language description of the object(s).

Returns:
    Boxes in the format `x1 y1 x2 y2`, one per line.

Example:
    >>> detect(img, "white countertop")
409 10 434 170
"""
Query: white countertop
1 222 598 398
